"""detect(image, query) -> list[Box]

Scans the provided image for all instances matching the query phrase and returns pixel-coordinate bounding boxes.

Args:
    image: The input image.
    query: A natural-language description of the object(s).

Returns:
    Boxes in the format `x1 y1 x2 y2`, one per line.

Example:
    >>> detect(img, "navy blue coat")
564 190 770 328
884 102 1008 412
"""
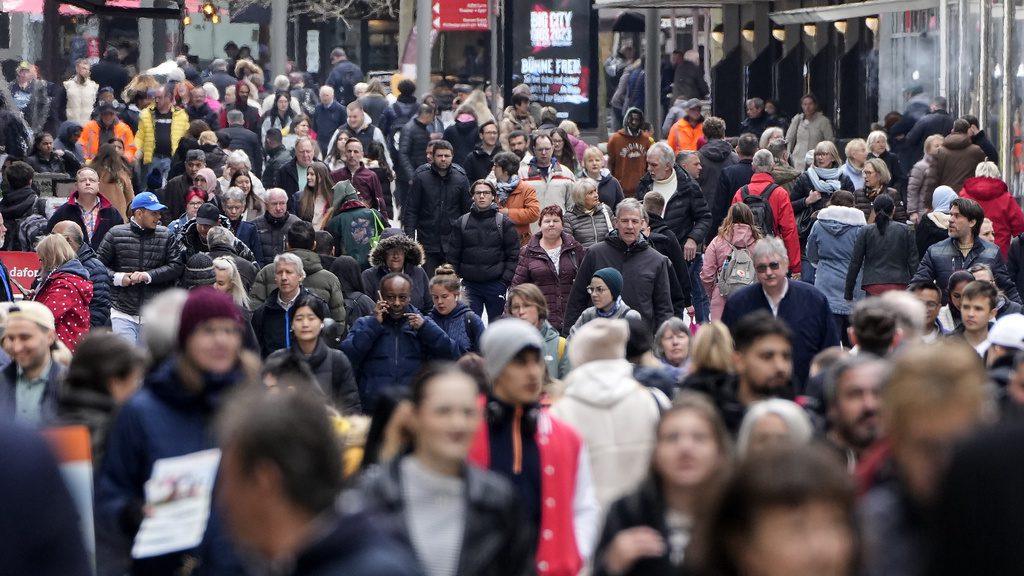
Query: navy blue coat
76 242 112 327
286 511 421 576
228 218 263 267
911 236 1020 302
429 301 485 356
96 357 250 575
721 280 840 392
341 306 458 414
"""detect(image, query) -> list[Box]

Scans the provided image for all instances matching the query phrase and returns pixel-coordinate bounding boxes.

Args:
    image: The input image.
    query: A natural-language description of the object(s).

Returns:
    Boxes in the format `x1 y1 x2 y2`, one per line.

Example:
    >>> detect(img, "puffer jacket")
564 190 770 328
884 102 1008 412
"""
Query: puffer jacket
512 231 586 332
551 359 665 510
442 118 480 165
907 155 932 216
249 248 347 329
563 231 674 334
403 163 471 253
362 233 433 313
267 338 361 414
853 186 908 223
697 138 739 205
959 176 1024 256
341 305 458 413
353 455 534 576
176 216 257 266
135 105 190 164
76 242 111 327
806 205 867 314
96 219 185 316
635 164 712 245
62 77 99 125
846 221 919 300
922 133 988 199
564 202 614 249
397 117 432 183
448 203 520 284
701 223 759 322
518 158 576 230
32 259 93 350
911 236 1020 301
429 301 485 356
253 211 301 267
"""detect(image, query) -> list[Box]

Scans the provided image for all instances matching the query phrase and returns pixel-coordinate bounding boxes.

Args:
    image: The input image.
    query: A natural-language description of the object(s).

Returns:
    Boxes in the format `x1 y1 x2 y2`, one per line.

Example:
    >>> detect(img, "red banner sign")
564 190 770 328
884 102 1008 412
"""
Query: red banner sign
0 251 41 297
432 0 488 31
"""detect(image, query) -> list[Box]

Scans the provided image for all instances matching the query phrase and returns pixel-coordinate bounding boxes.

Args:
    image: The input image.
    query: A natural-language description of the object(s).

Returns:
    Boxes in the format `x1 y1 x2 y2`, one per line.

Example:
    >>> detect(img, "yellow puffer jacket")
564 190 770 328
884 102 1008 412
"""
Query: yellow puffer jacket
135 105 190 165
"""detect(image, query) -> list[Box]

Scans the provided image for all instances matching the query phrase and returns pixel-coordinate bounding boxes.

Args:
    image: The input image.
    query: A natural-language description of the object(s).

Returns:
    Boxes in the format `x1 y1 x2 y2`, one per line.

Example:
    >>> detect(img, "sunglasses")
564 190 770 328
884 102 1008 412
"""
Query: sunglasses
754 262 782 273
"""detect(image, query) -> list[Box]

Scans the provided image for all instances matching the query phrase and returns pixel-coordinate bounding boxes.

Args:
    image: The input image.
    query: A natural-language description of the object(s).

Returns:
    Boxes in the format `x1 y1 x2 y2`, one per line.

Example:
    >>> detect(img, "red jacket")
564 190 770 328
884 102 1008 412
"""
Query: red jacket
468 400 599 576
731 172 802 275
33 260 93 350
959 176 1024 257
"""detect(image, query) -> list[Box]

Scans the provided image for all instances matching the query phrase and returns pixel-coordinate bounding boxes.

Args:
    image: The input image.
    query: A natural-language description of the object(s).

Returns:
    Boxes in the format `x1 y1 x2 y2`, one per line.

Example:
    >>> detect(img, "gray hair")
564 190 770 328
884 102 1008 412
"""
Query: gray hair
746 97 765 109
653 317 690 360
203 82 220 101
824 355 887 406
206 225 236 249
226 109 245 125
751 149 775 173
211 58 228 72
736 399 814 458
767 138 788 160
140 288 189 362
274 252 307 281
866 130 889 152
975 161 1001 179
758 127 785 150
266 187 289 203
646 142 675 165
570 178 598 208
751 236 788 264
615 197 648 221
273 75 290 91
878 290 927 344
226 150 252 170
222 186 246 203
676 150 698 165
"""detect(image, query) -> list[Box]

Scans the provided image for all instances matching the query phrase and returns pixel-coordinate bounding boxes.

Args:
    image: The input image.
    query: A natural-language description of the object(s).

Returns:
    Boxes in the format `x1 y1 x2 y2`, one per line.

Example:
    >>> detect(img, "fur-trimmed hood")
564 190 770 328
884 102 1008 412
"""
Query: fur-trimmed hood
368 232 425 268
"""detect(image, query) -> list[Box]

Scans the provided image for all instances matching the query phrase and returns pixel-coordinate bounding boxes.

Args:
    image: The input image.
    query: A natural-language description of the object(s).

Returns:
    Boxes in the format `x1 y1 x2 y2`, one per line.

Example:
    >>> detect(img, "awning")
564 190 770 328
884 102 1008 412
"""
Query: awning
769 0 939 24
594 0 758 8
2 0 200 17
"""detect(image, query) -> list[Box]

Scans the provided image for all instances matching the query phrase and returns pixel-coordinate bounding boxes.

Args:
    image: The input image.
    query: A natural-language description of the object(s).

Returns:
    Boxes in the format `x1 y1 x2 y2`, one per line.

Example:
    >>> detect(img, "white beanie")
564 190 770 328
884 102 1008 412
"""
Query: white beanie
568 319 628 369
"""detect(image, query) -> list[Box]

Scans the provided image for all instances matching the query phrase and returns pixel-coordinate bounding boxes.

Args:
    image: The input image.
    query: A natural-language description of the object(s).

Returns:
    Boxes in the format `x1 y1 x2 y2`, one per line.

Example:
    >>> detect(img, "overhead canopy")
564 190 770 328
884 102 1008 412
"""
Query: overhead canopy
2 0 197 18
769 0 939 24
594 0 756 8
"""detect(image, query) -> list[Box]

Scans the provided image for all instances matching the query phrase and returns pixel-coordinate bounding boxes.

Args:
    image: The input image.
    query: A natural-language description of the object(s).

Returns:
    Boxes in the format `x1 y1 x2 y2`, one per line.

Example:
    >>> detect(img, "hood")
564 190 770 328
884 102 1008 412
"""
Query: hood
436 301 471 320
816 205 867 230
52 258 90 280
927 211 950 229
727 223 756 247
595 168 613 184
452 118 479 136
562 359 640 407
621 107 644 136
369 232 425 268
57 121 82 144
291 248 324 274
943 133 973 150
332 180 361 206
0 186 38 222
700 138 735 163
962 176 1009 201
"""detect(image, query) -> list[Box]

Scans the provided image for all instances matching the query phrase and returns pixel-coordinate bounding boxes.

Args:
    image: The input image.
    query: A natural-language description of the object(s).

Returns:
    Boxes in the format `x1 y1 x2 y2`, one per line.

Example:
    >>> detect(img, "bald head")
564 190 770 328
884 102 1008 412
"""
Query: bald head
52 220 84 249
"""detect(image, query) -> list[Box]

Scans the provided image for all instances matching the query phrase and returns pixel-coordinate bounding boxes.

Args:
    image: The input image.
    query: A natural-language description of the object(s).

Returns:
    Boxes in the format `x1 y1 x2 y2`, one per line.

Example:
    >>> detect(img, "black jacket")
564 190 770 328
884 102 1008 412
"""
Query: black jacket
354 456 534 576
281 511 422 576
90 58 130 101
267 339 360 414
403 164 471 253
157 174 193 226
789 171 856 242
0 185 47 250
217 125 263 176
185 103 218 128
1009 233 1024 295
648 213 692 311
46 192 124 250
175 216 257 266
443 119 480 167
697 138 739 206
448 204 520 284
276 159 303 198
905 110 955 165
209 244 259 291
253 212 301 267
972 129 1000 165
95 219 185 316
262 143 292 188
397 117 433 183
26 150 81 175
252 287 315 358
635 164 712 246
594 478 691 576
846 222 919 299
712 159 754 233
76 242 112 327
463 145 500 184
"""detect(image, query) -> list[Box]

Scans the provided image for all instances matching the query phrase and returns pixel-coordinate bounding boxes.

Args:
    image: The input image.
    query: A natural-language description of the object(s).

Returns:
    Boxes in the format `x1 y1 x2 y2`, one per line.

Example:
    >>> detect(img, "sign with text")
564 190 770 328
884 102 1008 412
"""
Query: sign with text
432 0 488 31
0 251 40 297
507 0 597 127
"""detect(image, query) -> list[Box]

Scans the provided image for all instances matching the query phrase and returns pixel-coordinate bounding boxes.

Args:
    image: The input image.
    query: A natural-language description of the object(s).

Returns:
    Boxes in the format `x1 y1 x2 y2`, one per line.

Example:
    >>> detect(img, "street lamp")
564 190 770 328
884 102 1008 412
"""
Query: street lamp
741 22 755 43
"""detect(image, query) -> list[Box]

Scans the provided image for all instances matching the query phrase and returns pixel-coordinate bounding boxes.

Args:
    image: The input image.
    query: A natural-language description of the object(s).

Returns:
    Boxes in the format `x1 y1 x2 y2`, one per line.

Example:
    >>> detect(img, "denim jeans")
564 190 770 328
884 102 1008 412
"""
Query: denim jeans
111 316 142 345
465 280 508 323
688 253 710 323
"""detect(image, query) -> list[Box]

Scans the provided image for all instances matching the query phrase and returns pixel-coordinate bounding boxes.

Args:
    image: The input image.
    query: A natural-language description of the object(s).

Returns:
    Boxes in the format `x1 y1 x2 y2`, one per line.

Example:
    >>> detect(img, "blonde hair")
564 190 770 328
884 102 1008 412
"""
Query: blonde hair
864 157 891 185
924 133 944 154
582 145 604 164
212 256 249 309
975 161 1001 179
758 127 784 150
36 234 76 272
558 120 580 137
814 141 842 168
690 321 735 374
198 130 218 146
844 138 867 158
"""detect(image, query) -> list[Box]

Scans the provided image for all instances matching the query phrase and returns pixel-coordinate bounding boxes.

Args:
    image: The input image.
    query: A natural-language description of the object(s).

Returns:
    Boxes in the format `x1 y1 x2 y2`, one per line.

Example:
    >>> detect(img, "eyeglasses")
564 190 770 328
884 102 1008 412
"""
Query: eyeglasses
754 262 782 273
587 285 609 295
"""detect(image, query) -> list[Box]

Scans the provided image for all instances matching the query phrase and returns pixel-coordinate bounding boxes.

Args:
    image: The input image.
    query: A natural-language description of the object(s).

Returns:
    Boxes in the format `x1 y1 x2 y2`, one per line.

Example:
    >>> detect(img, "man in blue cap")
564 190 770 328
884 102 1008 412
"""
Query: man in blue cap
97 191 185 343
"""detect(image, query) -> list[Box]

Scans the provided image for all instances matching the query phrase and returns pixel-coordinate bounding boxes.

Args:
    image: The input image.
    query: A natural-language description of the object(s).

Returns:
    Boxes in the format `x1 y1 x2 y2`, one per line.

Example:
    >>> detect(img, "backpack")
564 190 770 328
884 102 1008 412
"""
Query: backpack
716 240 756 297
460 211 505 234
740 183 777 237
15 213 48 252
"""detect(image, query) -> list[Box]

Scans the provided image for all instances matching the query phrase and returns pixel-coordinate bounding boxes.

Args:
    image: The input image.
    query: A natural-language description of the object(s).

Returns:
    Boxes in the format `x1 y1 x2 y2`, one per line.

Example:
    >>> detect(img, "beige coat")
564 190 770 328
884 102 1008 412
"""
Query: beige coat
786 112 835 168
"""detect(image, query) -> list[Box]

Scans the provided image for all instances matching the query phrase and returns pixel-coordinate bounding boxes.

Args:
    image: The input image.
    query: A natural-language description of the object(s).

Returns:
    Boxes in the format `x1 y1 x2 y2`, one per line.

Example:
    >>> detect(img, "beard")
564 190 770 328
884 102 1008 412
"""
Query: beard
748 376 791 400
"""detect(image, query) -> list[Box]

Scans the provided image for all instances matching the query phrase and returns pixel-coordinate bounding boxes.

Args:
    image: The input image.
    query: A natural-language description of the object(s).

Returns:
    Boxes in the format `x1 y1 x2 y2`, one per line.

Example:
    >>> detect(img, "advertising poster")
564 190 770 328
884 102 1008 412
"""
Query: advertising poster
507 0 597 127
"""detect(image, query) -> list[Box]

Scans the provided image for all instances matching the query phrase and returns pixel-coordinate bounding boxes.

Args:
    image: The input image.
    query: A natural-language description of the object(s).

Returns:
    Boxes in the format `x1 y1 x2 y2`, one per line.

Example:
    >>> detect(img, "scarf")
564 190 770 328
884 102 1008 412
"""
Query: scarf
596 296 624 318
496 176 519 204
807 165 842 194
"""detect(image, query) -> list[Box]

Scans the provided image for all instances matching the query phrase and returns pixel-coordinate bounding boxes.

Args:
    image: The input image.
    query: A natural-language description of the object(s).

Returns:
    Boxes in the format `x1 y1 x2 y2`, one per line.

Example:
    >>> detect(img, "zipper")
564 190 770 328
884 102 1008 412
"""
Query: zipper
513 405 523 475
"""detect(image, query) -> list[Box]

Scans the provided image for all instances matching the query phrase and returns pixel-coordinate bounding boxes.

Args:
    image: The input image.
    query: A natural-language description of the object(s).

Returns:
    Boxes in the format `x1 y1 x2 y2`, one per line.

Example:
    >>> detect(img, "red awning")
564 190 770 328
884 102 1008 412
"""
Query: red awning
2 0 202 16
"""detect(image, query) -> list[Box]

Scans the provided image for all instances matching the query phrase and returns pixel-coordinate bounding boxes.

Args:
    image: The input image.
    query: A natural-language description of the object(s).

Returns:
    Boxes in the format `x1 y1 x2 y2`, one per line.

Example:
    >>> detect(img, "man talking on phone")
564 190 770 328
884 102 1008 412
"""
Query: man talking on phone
341 271 458 413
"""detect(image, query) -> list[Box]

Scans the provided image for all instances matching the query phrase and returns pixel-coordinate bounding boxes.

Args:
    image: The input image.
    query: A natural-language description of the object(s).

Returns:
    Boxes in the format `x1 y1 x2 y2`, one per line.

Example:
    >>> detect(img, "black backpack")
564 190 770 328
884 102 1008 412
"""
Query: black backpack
740 183 778 237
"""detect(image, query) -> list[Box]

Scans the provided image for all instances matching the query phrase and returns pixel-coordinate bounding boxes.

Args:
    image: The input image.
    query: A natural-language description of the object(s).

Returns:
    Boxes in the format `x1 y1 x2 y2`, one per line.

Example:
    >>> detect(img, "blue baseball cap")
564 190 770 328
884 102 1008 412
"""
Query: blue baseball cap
131 191 167 212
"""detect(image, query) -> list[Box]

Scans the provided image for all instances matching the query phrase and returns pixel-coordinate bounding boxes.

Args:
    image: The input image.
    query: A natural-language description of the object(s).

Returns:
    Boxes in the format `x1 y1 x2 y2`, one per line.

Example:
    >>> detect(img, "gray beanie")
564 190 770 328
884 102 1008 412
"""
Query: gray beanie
481 318 544 381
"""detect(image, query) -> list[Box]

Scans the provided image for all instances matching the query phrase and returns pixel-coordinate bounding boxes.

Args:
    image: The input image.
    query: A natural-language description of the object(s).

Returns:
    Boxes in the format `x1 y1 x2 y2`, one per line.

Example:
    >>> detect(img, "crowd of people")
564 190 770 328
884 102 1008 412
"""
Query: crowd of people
2 43 1024 576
